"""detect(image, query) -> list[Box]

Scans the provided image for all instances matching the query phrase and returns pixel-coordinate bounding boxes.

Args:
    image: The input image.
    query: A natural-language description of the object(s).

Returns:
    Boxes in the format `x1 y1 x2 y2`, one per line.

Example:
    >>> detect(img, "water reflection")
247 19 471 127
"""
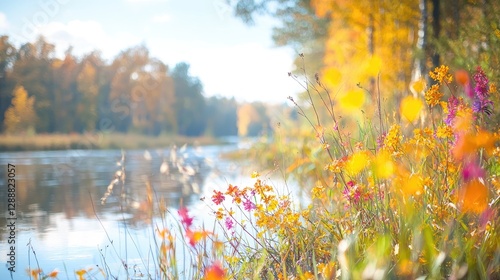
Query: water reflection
0 144 243 278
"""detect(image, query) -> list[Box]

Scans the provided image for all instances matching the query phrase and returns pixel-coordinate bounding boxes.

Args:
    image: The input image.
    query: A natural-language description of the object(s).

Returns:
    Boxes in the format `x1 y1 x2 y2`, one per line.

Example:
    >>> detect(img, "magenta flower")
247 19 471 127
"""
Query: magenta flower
178 207 193 229
472 66 493 115
243 199 256 212
462 161 485 181
445 95 460 125
225 216 234 231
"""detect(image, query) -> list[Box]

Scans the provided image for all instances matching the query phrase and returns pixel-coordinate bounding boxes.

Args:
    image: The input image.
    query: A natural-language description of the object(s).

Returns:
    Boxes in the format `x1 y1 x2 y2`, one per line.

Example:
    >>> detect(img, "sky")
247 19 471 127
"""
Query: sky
0 0 302 103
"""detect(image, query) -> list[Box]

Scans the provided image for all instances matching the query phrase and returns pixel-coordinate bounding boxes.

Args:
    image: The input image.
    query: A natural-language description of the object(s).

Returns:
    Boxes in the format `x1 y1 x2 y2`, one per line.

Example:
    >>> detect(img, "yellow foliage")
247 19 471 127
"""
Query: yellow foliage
4 85 37 134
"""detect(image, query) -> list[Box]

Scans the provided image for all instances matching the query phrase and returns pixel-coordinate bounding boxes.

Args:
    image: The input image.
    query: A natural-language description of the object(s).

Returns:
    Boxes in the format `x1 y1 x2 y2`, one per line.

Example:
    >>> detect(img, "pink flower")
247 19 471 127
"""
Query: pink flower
178 207 193 229
212 190 225 205
462 161 485 181
243 199 256 212
224 216 234 231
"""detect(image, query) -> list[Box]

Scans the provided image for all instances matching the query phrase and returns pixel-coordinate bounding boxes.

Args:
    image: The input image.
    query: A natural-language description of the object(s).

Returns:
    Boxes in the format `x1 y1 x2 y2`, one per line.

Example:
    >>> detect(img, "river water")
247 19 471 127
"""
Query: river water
0 143 277 279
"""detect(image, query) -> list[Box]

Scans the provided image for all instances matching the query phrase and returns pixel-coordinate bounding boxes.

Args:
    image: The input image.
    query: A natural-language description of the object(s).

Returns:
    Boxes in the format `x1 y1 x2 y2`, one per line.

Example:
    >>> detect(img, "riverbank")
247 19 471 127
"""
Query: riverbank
0 133 225 151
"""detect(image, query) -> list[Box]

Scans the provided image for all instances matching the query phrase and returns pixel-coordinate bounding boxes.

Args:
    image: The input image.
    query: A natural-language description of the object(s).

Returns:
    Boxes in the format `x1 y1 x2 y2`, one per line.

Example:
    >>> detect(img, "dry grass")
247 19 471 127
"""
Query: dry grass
0 132 222 151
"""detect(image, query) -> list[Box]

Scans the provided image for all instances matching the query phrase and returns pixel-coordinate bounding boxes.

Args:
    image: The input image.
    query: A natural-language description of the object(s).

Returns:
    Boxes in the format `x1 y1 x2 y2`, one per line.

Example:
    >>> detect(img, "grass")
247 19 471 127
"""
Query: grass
0 132 223 151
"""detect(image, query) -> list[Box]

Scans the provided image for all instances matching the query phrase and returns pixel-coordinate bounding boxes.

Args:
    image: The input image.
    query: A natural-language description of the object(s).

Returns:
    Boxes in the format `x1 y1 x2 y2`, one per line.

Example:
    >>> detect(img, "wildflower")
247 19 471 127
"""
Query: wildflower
178 207 193 229
436 124 453 139
429 65 453 84
384 124 402 152
215 208 224 220
472 66 493 115
47 270 59 278
457 179 489 214
251 171 260 178
185 229 210 247
462 161 485 181
372 150 395 179
204 261 226 280
455 69 470 86
444 95 462 125
425 84 443 107
345 151 370 176
225 184 239 196
400 95 423 122
225 216 234 231
343 181 361 204
27 269 42 280
212 190 225 205
243 198 256 211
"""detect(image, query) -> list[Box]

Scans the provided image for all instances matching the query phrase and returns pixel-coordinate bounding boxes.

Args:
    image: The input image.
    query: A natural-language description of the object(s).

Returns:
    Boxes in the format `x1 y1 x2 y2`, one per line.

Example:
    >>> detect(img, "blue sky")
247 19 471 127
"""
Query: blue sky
0 0 302 103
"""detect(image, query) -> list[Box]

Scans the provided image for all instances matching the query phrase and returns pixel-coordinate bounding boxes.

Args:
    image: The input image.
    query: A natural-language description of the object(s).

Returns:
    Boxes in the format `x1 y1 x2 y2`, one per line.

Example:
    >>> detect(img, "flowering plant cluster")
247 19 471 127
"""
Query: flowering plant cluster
205 64 499 279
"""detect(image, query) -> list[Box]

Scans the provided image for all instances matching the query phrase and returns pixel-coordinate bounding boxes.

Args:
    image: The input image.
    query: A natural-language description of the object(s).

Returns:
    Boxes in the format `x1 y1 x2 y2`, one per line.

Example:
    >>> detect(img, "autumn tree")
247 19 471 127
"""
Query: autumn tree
237 102 271 137
11 37 56 133
3 86 37 133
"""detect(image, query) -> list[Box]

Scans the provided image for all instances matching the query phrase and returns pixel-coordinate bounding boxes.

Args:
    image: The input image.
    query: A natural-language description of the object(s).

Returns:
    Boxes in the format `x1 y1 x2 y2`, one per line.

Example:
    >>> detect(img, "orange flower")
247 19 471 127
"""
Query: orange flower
204 261 226 280
457 179 489 214
47 270 59 278
455 69 470 86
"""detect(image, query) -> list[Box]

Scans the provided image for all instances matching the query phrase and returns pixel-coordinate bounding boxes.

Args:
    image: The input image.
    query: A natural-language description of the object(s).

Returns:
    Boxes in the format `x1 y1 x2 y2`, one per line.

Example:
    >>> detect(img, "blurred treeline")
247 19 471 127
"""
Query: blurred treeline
233 0 500 117
0 35 279 137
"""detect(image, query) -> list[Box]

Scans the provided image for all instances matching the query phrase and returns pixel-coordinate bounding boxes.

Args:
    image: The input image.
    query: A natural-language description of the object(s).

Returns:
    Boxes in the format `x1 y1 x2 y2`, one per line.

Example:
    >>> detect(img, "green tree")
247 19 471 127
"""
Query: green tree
0 36 17 131
171 62 206 136
11 37 56 133
3 85 37 134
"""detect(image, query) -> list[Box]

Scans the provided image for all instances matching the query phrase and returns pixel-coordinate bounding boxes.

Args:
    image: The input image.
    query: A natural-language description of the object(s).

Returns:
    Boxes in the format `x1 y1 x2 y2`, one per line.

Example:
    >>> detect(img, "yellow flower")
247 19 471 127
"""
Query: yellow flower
384 124 402 151
429 65 453 84
345 151 370 176
372 150 395 179
490 82 497 93
400 96 423 122
424 84 443 107
436 124 453 139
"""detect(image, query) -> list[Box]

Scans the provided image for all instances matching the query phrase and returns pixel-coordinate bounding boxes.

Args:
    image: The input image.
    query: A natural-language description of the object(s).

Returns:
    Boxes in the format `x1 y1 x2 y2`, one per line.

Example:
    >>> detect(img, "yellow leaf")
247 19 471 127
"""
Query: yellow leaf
372 150 395 179
364 55 382 77
323 68 342 87
400 96 423 123
346 151 370 176
338 89 365 112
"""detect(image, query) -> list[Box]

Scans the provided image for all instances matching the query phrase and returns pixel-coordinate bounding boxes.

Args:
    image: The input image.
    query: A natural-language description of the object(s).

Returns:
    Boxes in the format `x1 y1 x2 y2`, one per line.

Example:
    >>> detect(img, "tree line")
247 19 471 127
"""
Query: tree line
0 35 277 137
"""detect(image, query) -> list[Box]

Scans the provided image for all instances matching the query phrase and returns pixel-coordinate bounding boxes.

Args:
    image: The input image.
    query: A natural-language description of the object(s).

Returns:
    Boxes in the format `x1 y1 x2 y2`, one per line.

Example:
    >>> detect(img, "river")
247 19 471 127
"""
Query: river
0 143 271 279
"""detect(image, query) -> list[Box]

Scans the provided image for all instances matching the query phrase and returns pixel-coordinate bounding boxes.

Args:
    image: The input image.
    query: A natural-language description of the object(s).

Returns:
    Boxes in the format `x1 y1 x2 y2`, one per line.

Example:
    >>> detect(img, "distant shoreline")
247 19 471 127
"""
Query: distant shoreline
0 133 230 152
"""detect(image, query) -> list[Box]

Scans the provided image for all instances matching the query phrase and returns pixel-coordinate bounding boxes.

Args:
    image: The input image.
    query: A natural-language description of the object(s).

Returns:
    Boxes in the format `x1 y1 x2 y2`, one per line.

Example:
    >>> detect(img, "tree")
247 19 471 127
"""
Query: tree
11 37 56 133
237 102 271 137
3 86 37 133
205 96 238 137
171 62 206 136
0 36 16 128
